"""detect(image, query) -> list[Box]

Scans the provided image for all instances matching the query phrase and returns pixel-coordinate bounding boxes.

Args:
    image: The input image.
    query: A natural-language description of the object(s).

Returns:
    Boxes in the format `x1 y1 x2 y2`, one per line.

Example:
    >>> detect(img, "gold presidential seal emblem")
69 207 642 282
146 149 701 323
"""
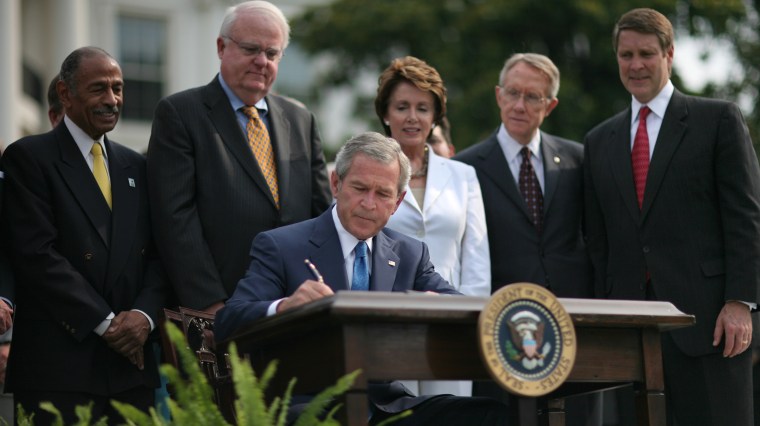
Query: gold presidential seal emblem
478 282 576 397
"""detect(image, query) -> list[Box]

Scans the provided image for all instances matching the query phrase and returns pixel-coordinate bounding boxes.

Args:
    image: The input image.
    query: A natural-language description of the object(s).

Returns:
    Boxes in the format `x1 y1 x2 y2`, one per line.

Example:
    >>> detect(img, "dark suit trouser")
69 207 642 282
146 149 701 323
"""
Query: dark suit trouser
14 387 153 426
370 395 509 426
472 381 602 426
662 332 753 426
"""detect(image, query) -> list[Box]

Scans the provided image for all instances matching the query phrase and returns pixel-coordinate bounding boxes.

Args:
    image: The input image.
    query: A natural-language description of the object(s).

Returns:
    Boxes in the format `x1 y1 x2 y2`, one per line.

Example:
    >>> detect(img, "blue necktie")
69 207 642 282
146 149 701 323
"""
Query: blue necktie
352 241 369 291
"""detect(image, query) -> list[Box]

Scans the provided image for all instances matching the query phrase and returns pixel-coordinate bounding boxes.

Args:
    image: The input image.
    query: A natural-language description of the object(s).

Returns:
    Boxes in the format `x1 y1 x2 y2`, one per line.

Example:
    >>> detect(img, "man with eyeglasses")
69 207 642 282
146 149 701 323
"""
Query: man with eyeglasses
454 53 599 425
147 1 331 314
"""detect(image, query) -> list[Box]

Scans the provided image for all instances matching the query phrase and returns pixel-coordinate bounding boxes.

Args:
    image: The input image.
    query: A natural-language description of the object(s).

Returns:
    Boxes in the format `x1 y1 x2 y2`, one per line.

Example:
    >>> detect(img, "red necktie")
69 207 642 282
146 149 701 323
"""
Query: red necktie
631 106 651 209
518 147 543 233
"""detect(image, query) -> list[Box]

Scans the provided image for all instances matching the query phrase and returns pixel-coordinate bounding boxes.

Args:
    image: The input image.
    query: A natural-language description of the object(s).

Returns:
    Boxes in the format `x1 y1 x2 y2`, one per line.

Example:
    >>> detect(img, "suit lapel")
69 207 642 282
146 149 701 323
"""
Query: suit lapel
400 189 422 215
640 91 688 219
422 149 451 216
204 79 278 209
267 96 292 211
606 108 642 224
105 139 138 286
55 126 111 247
371 230 400 292
540 133 560 211
307 211 349 291
477 134 533 222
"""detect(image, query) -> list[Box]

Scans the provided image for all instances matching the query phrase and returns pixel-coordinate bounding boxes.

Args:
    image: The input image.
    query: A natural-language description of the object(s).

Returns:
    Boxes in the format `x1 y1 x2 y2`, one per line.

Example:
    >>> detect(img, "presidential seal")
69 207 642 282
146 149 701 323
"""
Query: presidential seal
478 282 576 397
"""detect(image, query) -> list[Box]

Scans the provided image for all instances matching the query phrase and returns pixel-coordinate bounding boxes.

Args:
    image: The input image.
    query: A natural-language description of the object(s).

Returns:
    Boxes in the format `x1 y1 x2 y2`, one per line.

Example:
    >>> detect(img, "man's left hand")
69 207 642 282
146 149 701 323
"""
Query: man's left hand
0 302 13 334
713 301 752 357
102 311 150 369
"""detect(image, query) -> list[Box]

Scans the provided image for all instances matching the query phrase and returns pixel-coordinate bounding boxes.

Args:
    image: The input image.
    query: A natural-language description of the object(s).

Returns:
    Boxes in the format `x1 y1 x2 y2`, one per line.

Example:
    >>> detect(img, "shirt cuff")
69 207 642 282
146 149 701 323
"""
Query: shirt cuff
131 309 155 331
94 312 115 336
733 300 757 310
267 299 284 316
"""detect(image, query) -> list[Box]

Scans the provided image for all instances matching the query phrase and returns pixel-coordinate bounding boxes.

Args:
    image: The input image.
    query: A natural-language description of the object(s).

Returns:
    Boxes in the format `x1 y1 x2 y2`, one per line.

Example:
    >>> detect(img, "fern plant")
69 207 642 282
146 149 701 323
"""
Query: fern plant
17 322 411 426
15 321 408 425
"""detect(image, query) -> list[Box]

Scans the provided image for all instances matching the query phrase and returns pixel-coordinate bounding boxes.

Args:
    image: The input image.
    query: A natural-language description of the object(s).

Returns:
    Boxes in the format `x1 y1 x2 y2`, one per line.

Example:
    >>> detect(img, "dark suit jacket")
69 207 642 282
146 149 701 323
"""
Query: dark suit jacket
0 174 14 308
454 130 592 298
215 208 459 413
584 90 760 356
147 76 332 310
0 123 164 394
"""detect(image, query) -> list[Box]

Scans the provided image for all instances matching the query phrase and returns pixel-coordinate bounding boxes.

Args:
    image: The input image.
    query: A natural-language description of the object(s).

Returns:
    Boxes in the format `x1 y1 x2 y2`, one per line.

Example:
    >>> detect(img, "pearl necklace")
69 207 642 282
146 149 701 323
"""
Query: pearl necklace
410 145 429 179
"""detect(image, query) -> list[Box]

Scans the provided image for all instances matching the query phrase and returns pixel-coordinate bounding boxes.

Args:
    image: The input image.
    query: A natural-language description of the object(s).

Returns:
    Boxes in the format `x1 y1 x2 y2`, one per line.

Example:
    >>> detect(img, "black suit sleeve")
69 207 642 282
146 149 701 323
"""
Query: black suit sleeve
302 109 332 217
715 103 760 305
582 132 609 298
147 97 229 308
1 141 112 341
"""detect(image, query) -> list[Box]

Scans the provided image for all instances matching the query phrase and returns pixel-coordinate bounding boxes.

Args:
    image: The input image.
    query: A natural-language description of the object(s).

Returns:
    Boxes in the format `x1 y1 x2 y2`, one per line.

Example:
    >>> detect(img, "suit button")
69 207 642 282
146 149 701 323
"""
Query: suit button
84 253 93 260
141 248 146 256
642 246 650 253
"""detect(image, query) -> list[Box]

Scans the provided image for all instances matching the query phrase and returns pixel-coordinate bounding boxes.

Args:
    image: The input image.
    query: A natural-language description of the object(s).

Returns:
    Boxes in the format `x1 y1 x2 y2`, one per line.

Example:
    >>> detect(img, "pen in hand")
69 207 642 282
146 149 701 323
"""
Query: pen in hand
304 259 324 283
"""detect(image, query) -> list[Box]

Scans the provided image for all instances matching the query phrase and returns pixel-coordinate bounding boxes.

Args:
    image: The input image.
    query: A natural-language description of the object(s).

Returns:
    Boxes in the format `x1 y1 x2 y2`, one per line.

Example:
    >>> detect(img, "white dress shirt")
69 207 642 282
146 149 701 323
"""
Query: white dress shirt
496 124 545 191
629 80 675 157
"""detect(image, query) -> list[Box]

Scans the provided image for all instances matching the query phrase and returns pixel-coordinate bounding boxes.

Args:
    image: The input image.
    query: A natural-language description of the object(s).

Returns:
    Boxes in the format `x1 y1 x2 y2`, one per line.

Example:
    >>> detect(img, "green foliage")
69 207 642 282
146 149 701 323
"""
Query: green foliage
17 401 111 426
158 322 228 425
291 0 760 151
15 322 370 425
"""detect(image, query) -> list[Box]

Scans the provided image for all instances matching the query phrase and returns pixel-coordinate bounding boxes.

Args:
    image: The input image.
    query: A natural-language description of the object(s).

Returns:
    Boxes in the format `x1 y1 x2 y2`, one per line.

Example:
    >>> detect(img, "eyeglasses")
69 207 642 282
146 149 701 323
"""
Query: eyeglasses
224 36 283 62
500 87 549 108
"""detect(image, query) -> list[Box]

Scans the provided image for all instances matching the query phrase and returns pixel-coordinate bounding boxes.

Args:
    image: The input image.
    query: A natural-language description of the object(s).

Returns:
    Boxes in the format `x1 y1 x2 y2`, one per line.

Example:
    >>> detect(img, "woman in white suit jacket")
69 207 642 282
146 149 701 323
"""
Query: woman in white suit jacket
387 147 490 296
375 56 491 397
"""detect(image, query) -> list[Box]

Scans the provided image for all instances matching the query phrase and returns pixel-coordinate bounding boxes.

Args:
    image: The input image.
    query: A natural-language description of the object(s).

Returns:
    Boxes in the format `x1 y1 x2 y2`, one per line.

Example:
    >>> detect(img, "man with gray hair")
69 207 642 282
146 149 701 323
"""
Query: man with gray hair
216 132 509 425
454 53 597 424
455 52 590 299
147 0 331 314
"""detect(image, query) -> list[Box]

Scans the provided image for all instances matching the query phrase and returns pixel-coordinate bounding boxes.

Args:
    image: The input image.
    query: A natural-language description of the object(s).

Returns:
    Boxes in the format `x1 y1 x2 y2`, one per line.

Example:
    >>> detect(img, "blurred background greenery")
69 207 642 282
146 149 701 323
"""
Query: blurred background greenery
287 0 759 157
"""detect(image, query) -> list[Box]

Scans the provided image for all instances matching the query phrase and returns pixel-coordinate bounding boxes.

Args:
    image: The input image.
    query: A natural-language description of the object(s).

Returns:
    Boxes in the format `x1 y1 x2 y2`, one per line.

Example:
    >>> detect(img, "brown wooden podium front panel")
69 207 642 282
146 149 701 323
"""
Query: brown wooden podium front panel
228 292 693 426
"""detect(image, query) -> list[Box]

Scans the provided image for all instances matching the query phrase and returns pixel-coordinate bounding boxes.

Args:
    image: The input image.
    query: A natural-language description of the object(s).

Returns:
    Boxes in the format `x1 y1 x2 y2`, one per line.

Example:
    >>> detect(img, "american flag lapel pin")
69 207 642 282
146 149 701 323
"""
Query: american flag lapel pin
388 260 396 267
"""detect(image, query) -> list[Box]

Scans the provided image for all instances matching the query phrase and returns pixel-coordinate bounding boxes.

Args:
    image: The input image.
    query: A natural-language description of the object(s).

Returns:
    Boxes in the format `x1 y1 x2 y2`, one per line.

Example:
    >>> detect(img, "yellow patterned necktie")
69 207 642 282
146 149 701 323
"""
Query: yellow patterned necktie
90 142 112 209
242 106 279 209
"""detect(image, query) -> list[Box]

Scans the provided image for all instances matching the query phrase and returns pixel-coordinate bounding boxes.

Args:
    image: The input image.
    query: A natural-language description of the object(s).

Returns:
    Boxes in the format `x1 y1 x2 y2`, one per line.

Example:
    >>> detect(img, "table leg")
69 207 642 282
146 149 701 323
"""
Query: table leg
517 397 538 426
636 329 666 426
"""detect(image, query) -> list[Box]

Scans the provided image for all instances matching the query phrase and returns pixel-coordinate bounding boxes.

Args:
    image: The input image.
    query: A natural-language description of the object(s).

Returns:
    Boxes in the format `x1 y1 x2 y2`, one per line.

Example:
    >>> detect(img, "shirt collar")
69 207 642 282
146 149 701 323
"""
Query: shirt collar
331 205 373 259
497 123 542 163
63 115 106 158
217 73 269 113
631 80 674 123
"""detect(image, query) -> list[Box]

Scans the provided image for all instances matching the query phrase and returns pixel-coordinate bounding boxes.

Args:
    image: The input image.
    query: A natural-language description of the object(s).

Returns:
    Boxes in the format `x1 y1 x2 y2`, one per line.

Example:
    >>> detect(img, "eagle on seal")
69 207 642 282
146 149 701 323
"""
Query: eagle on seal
508 310 545 359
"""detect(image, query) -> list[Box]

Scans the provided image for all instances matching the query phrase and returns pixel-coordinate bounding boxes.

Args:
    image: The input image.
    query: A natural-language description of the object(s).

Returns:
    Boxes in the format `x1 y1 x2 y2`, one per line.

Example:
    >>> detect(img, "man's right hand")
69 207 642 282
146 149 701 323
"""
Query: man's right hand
103 311 151 370
277 280 334 313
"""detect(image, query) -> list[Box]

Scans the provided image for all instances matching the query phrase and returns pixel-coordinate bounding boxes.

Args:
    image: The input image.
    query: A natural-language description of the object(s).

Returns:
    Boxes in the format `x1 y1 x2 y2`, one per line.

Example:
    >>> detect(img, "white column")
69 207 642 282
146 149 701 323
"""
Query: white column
0 0 21 149
52 0 90 67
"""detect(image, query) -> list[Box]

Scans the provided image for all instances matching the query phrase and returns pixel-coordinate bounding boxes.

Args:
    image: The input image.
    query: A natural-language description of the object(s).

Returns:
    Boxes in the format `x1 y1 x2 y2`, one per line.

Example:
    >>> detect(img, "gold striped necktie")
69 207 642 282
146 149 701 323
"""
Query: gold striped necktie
242 106 279 209
91 142 112 209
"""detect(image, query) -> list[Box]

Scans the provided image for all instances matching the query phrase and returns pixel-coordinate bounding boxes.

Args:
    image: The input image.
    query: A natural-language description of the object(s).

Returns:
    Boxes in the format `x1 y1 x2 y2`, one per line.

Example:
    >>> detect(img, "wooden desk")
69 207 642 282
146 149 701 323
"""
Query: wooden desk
229 292 694 426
